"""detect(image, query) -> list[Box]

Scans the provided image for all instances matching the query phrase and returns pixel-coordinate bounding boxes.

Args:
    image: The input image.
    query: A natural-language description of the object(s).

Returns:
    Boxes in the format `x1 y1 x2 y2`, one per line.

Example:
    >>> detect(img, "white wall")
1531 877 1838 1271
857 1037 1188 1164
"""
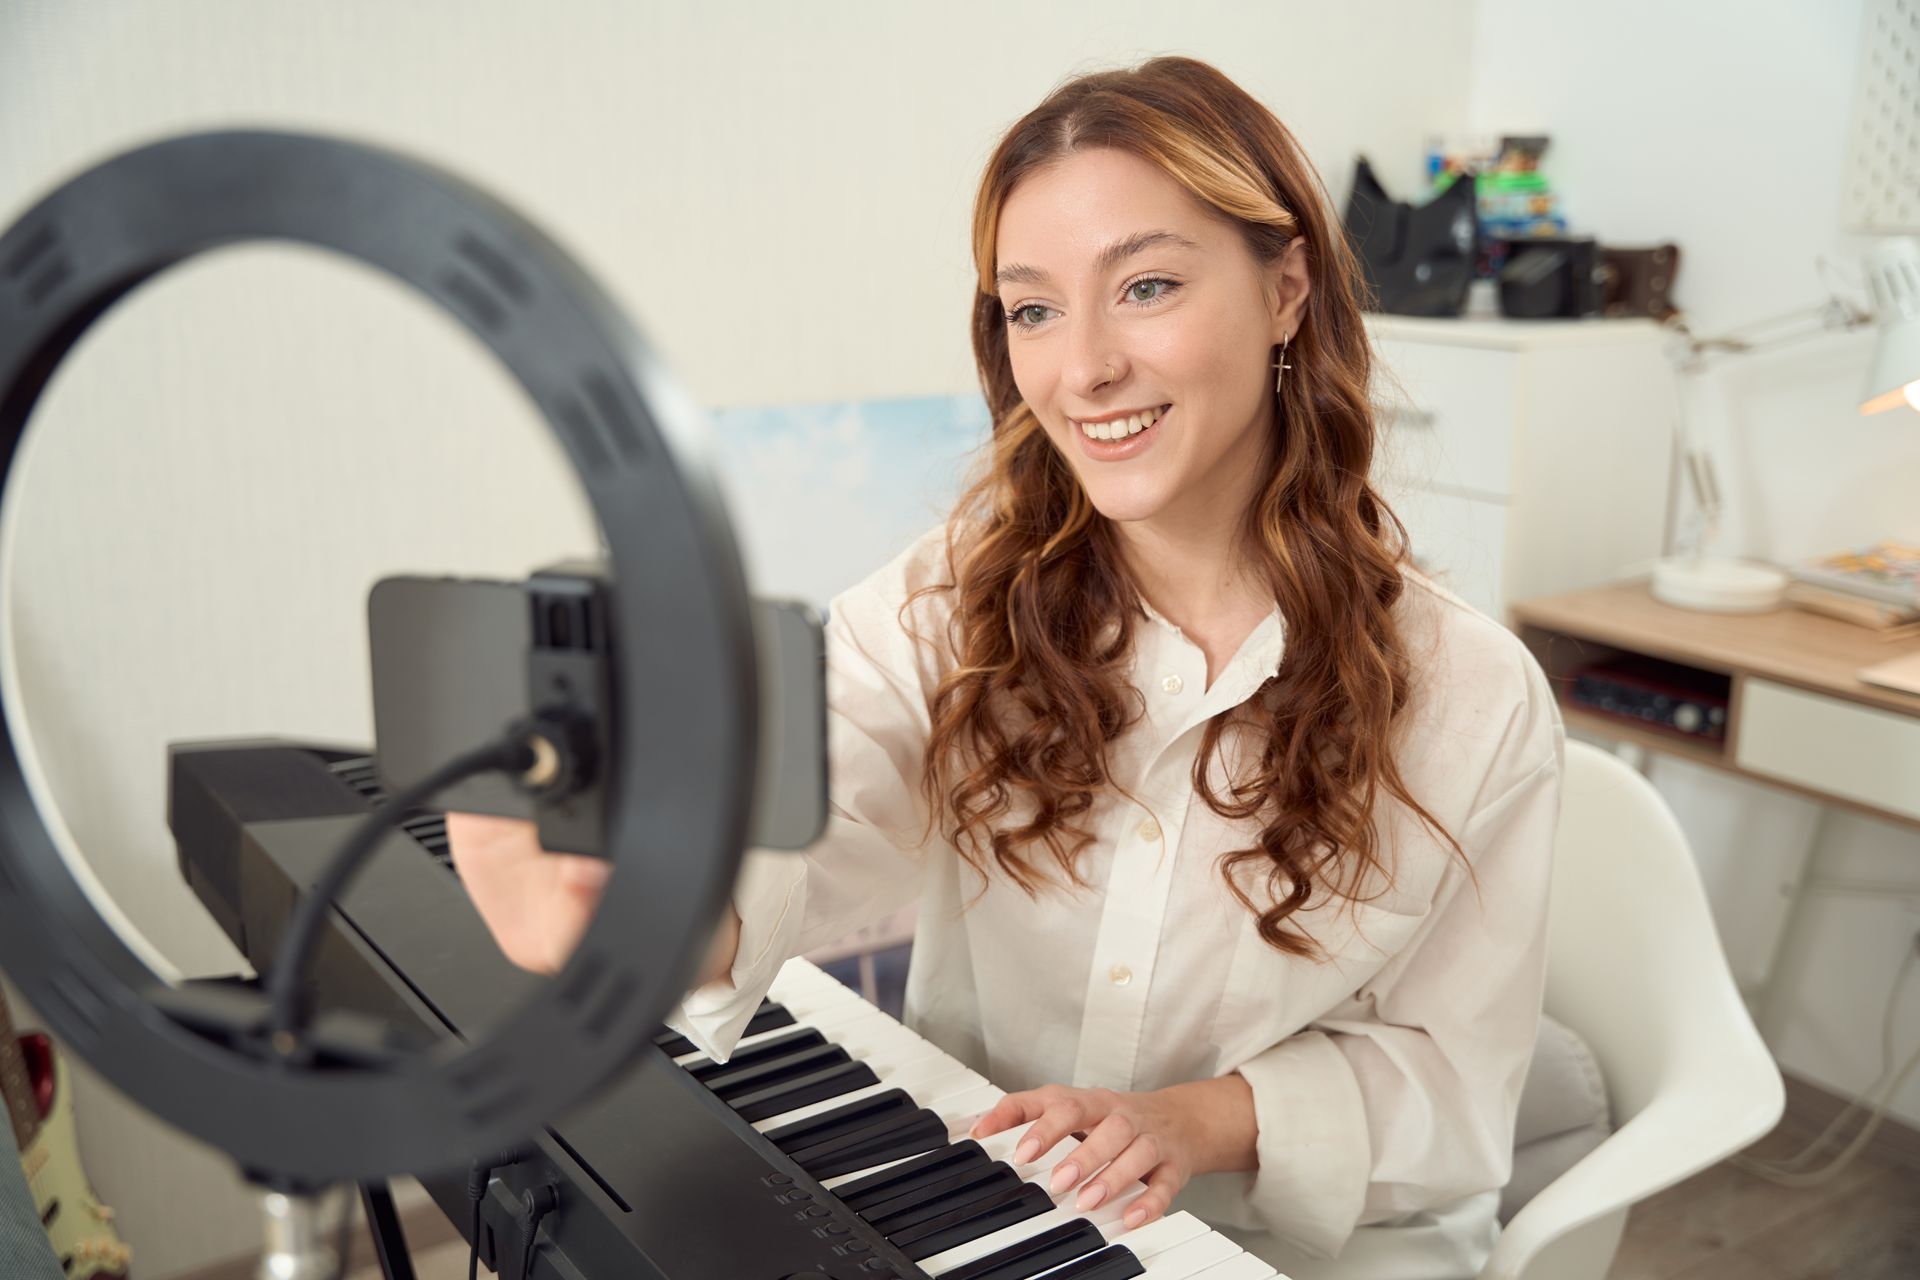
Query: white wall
1470 0 1920 1130
0 3 1478 1275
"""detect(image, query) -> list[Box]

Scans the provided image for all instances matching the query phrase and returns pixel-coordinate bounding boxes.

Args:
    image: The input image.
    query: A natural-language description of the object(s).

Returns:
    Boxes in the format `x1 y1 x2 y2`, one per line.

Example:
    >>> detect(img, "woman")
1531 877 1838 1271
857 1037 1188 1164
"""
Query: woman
450 56 1563 1280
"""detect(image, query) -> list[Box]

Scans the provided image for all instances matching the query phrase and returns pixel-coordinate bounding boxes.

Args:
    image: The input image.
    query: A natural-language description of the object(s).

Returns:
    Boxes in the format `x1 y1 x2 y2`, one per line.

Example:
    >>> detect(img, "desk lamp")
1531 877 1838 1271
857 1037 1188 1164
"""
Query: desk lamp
1650 236 1920 612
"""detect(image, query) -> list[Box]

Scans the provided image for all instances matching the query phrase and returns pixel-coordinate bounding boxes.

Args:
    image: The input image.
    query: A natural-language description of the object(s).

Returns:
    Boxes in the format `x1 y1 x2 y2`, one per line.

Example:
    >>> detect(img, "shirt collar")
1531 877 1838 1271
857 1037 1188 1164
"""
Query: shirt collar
1134 597 1287 708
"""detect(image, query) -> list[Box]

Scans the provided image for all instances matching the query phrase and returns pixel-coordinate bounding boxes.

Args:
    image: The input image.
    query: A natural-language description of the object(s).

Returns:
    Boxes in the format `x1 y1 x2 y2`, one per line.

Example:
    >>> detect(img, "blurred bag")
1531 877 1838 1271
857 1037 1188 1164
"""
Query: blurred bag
1599 244 1681 321
1342 155 1479 317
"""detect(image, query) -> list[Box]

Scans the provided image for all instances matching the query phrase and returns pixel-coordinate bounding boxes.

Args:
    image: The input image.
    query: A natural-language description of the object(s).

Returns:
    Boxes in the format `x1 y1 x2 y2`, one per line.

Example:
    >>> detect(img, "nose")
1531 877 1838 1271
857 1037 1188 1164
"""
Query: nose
1061 307 1126 400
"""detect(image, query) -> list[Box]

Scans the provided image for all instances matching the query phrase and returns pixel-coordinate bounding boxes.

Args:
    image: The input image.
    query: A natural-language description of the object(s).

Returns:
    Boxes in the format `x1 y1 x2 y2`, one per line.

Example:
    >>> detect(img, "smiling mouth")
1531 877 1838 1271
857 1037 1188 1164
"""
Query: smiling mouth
1073 404 1170 442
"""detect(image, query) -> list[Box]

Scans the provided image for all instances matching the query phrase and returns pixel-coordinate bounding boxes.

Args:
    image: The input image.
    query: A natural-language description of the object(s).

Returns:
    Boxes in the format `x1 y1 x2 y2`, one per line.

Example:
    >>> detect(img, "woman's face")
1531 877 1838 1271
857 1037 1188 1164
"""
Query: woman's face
993 147 1308 532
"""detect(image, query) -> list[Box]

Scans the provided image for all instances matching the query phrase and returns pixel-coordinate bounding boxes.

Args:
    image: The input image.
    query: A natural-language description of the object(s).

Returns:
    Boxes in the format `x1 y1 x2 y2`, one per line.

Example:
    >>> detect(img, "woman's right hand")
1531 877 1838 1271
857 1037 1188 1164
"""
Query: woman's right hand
446 811 610 975
445 811 743 985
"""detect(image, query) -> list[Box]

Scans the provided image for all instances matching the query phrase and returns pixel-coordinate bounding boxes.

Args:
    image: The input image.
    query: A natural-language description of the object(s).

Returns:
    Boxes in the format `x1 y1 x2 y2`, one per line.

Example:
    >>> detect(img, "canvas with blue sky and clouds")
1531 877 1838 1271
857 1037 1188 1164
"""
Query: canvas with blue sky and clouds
708 393 991 611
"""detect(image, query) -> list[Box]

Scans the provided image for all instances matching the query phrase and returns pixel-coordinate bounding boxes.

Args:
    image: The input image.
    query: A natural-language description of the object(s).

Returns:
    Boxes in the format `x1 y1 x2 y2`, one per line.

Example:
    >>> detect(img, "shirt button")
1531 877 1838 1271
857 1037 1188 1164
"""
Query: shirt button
1161 674 1184 694
1109 963 1133 986
1137 816 1160 842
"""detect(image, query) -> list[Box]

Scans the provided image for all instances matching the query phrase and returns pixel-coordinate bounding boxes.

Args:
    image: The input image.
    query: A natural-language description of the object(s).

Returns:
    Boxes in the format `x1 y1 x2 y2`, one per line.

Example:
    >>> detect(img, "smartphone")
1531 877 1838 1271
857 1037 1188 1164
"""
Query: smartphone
367 565 827 855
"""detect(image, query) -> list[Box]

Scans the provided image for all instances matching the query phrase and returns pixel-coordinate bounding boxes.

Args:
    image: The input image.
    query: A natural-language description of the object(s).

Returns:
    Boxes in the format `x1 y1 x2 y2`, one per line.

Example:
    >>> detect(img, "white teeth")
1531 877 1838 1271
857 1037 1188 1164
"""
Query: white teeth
1078 405 1167 441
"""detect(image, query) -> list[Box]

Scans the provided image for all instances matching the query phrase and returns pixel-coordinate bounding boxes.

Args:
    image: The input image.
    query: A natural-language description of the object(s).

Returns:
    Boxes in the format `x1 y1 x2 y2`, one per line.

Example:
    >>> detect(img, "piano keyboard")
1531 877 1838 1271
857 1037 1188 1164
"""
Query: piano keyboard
169 741 1285 1280
659 959 1285 1280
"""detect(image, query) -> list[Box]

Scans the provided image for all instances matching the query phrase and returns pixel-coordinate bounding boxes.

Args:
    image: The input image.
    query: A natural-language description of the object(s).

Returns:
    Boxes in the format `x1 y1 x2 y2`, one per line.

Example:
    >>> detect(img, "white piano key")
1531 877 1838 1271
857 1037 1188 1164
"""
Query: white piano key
1098 1211 1212 1260
798 998 908 1037
1184 1257 1278 1280
768 960 857 1012
857 1033 957 1082
895 1062 990 1103
1131 1232 1241 1279
972 1119 1061 1166
924 1083 1004 1140
764 983 854 1022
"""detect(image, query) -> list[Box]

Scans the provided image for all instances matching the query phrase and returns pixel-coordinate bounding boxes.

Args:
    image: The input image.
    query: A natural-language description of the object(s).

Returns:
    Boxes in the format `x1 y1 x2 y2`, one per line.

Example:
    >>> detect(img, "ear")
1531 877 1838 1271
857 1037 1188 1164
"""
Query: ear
1264 238 1312 343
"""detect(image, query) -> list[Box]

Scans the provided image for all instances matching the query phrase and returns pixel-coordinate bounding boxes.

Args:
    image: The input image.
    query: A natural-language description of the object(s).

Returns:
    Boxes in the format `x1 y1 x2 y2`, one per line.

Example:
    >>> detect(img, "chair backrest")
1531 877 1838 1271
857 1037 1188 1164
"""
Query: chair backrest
1485 741 1783 1279
1544 739 1773 1125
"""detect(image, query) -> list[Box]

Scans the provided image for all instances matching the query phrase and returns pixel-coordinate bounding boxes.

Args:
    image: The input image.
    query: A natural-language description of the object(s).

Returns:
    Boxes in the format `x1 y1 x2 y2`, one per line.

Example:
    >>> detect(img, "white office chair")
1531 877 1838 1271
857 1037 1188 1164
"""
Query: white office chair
1482 740 1785 1280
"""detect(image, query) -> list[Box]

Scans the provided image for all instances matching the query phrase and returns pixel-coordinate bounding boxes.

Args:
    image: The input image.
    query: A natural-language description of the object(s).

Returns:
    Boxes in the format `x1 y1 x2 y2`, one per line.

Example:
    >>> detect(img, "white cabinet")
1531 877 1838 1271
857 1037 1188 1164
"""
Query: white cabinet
1364 315 1680 619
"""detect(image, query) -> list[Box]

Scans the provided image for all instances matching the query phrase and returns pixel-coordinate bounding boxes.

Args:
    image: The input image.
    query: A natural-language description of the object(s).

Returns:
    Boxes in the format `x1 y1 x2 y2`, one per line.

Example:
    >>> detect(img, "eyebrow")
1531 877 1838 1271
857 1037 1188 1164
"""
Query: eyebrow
994 229 1201 291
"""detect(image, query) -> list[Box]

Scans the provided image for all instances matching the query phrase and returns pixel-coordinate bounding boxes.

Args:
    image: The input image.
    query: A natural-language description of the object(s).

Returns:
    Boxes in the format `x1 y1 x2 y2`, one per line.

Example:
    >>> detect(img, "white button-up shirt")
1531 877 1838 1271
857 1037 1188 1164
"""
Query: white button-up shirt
671 525 1565 1279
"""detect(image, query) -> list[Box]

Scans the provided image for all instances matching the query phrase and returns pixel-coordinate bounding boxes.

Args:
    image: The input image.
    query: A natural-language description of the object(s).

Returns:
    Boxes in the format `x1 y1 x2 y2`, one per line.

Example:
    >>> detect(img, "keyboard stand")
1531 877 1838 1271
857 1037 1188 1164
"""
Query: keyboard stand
357 1181 418 1280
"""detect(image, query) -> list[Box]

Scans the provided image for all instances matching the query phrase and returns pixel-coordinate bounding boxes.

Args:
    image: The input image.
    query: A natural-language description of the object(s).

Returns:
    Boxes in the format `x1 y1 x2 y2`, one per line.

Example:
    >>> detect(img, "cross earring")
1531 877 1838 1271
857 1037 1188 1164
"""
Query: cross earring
1274 332 1292 393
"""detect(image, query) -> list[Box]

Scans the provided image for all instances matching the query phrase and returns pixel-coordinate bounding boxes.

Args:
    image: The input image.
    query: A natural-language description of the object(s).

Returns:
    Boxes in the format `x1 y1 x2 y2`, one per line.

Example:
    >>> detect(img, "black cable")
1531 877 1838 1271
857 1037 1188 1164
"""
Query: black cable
466 1150 522 1280
518 1184 559 1280
264 730 536 1041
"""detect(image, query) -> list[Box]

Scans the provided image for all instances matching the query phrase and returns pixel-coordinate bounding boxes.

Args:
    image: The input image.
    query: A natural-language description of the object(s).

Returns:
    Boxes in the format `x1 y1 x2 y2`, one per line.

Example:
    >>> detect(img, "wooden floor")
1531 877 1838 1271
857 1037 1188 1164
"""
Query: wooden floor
1606 1110 1920 1280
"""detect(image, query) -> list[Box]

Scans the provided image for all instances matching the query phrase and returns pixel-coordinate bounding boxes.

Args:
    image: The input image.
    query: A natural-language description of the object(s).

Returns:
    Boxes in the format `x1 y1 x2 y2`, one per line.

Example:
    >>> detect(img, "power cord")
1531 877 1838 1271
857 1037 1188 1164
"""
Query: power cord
262 728 540 1042
1732 931 1920 1188
517 1183 560 1280
466 1150 523 1280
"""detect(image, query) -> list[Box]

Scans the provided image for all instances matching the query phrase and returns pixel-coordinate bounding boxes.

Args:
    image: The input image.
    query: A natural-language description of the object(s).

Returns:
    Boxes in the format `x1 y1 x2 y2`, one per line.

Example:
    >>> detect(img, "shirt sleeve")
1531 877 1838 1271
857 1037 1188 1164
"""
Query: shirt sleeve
662 532 950 1062
1230 657 1566 1259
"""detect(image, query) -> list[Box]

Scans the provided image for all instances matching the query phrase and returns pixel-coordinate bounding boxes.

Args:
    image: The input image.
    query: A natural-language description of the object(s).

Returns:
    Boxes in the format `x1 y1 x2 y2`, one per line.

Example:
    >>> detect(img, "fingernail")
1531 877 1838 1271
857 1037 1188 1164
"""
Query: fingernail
566 859 612 890
1048 1162 1079 1194
1014 1137 1041 1164
1124 1207 1148 1229
1077 1182 1107 1211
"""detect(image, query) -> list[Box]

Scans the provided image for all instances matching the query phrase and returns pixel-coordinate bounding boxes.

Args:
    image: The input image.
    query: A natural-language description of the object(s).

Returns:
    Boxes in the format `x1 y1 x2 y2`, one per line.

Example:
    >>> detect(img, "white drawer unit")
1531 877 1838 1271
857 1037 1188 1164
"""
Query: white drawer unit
1365 315 1680 618
1734 677 1920 825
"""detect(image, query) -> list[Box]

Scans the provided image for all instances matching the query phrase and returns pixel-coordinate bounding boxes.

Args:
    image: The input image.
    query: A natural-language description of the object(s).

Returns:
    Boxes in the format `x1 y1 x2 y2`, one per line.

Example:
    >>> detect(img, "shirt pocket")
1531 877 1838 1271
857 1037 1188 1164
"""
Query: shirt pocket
1207 894 1432 1071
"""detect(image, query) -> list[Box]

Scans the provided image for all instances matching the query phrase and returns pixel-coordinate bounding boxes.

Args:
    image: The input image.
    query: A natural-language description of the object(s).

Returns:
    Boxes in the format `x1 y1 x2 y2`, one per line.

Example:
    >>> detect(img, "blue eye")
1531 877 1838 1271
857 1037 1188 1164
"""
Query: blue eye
1003 277 1180 333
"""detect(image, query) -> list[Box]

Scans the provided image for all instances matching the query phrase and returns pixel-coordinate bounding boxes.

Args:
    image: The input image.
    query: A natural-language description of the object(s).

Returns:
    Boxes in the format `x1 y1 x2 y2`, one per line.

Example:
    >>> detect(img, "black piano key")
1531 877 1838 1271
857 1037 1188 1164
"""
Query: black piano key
940 1219 1109 1280
704 1042 851 1101
741 1000 799 1037
729 1060 880 1123
836 1140 993 1215
787 1104 942 1169
798 1111 951 1180
889 1182 1053 1261
652 999 796 1059
654 1029 698 1059
863 1162 1020 1234
764 1088 917 1152
879 1175 1030 1241
685 1027 827 1082
1032 1244 1146 1280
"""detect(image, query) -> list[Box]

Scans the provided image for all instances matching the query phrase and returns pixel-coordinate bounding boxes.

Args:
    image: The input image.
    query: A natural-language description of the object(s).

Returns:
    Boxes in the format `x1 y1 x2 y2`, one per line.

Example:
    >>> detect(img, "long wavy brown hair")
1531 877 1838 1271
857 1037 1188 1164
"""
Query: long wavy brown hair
914 56 1457 957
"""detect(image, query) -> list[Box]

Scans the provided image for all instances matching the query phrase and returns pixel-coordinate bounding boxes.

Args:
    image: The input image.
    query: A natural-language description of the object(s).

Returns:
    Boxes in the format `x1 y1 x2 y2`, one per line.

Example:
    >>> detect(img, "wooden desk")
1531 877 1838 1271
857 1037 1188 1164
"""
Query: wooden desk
1510 582 1920 831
